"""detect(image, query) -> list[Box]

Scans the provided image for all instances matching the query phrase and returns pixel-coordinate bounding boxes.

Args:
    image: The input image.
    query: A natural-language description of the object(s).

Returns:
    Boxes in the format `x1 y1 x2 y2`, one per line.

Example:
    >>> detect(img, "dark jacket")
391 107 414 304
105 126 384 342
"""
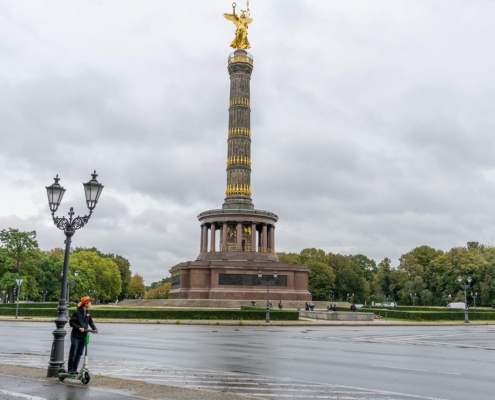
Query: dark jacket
69 307 97 339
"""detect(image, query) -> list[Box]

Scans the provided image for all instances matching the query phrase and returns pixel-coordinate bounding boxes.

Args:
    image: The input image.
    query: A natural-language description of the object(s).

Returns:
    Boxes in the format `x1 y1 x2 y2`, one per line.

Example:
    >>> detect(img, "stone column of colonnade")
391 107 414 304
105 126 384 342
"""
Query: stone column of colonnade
200 222 276 253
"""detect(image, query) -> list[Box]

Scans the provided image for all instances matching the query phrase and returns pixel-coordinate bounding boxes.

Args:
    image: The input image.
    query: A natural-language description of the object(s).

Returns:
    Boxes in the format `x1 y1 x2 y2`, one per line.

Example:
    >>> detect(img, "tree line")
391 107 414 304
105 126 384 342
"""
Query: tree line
0 228 134 303
278 242 495 306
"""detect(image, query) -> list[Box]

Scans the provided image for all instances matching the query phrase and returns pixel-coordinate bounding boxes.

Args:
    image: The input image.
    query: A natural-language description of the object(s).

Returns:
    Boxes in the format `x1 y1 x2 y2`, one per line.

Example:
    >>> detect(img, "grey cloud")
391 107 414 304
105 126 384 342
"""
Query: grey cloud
1 1 495 284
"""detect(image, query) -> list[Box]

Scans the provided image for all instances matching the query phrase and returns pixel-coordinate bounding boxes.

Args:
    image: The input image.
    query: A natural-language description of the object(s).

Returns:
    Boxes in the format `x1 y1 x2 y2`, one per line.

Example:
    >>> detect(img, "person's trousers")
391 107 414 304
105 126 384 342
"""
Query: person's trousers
68 336 86 373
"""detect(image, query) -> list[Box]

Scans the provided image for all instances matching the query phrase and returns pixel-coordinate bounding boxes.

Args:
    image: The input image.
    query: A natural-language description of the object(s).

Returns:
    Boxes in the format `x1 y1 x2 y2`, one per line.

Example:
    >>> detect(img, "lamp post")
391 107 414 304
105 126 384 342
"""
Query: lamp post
458 275 472 323
257 271 278 323
410 292 417 307
45 172 104 378
15 279 23 319
1 290 5 304
42 291 47 302
471 291 478 309
65 270 79 319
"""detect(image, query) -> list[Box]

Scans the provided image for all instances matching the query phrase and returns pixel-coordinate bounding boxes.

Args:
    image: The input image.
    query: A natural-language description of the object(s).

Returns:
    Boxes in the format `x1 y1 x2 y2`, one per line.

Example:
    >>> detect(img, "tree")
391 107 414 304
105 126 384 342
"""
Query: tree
113 255 132 298
144 282 172 299
328 254 367 302
128 274 146 298
70 251 122 302
420 289 434 305
307 261 335 301
150 277 171 290
0 228 39 272
350 254 377 282
73 248 132 299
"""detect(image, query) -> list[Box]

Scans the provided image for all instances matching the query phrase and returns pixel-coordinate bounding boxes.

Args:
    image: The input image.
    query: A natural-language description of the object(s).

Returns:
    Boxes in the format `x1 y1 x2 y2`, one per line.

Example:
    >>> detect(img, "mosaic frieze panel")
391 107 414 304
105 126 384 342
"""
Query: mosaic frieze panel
218 274 287 286
171 275 181 287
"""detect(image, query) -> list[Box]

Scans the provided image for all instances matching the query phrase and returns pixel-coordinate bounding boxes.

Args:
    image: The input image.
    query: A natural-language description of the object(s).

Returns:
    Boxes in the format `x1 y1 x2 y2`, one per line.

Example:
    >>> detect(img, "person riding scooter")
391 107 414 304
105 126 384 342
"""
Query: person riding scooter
68 296 98 374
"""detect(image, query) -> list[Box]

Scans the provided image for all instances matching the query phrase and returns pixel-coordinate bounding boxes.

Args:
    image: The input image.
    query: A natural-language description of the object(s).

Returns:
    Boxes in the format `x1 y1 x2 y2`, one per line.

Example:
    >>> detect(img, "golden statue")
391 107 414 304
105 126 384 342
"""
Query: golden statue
223 2 253 49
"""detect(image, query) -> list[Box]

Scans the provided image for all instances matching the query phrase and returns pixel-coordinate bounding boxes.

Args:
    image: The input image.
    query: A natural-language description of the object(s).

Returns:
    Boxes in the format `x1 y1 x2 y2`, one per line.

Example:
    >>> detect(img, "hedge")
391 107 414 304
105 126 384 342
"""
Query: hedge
0 308 299 321
0 303 59 309
359 308 495 321
368 306 495 312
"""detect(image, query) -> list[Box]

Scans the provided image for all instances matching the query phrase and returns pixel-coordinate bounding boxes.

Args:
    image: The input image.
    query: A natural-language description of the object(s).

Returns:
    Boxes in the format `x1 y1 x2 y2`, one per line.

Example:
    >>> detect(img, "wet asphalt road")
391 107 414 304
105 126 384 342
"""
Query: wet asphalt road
0 322 494 400
0 374 140 400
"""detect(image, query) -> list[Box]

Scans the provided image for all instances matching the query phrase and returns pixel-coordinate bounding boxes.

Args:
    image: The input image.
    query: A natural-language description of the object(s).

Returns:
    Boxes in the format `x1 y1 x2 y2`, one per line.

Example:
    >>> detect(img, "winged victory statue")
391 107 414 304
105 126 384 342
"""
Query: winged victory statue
223 2 253 49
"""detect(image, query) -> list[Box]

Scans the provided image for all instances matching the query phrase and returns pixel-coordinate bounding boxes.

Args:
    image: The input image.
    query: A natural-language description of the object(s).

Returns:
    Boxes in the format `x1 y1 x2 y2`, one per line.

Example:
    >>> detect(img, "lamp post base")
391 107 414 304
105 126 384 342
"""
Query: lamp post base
47 303 68 377
265 307 270 323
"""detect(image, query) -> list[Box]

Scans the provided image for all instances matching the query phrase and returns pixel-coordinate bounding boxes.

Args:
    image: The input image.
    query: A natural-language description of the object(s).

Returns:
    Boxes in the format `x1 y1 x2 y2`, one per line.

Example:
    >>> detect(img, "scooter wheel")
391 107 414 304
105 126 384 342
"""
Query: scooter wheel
58 368 66 382
81 372 90 385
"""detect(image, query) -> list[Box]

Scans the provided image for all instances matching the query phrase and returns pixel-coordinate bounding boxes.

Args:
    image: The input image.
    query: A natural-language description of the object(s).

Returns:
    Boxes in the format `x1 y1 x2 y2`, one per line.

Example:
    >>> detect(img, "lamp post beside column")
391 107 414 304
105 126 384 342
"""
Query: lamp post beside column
472 291 478 309
458 276 472 323
410 292 418 307
257 271 278 323
45 172 104 378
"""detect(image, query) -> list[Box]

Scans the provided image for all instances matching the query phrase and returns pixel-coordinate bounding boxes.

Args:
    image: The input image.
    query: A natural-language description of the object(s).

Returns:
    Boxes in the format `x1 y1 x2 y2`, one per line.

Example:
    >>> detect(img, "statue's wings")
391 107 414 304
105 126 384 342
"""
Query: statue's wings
223 13 240 26
244 17 253 25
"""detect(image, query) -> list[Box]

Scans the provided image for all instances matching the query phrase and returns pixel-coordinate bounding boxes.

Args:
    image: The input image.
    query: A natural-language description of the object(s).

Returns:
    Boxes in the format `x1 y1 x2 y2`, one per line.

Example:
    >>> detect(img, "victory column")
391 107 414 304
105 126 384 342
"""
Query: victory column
168 2 310 301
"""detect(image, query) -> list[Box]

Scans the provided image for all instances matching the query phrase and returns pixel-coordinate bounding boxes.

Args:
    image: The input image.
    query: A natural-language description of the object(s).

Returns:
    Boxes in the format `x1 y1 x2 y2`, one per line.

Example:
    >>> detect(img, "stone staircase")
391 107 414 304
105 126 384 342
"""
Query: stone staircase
110 299 350 310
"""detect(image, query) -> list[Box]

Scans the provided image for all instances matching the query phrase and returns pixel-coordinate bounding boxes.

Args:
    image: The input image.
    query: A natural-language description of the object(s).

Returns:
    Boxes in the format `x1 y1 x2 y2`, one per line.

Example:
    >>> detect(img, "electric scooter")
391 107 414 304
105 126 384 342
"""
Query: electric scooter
58 329 94 385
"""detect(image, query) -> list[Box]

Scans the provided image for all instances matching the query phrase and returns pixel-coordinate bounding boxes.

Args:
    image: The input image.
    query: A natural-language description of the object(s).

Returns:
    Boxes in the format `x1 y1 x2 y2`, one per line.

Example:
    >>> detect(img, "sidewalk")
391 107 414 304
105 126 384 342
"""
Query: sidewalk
0 364 261 400
1 316 494 326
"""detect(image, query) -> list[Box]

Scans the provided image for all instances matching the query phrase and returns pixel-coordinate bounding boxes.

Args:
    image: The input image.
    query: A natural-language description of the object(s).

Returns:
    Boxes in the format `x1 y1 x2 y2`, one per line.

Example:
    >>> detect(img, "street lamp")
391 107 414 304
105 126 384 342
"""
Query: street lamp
410 292 418 307
458 276 472 323
1 290 5 304
42 291 47 302
257 270 278 323
472 291 478 309
45 172 104 378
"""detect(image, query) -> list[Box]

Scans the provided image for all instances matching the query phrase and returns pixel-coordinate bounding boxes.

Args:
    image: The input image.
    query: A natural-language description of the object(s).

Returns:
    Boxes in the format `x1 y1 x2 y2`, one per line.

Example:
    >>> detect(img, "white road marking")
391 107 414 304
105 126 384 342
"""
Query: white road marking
371 365 461 376
0 389 47 400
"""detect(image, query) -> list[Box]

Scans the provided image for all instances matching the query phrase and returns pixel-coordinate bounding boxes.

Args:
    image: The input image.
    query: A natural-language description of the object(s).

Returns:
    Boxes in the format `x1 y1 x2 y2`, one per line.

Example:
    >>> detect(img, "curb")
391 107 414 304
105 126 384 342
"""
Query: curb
1 317 494 326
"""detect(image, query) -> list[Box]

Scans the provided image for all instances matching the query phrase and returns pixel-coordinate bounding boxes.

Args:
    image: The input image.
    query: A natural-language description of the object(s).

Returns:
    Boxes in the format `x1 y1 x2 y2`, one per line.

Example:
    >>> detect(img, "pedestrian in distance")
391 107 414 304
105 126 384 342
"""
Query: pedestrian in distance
333 304 337 311
297 303 301 311
309 302 315 311
68 296 98 374
278 301 283 310
305 302 309 311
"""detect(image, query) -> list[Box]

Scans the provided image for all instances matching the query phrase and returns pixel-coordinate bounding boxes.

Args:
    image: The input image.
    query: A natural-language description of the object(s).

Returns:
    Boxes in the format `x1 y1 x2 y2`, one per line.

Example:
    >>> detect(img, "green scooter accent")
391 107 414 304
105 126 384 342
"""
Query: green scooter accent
58 330 94 385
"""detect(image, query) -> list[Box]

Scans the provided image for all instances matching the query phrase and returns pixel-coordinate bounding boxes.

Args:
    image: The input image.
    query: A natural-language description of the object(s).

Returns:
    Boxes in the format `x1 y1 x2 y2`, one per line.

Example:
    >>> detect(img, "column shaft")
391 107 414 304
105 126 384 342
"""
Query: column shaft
251 223 256 252
262 224 268 253
270 226 275 253
210 224 216 252
222 222 228 251
237 222 243 251
202 225 209 253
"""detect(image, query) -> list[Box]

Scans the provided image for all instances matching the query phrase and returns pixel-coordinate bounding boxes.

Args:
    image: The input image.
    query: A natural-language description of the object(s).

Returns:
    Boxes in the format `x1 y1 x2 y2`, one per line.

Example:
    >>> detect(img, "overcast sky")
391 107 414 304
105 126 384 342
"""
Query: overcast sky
1 1 495 284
